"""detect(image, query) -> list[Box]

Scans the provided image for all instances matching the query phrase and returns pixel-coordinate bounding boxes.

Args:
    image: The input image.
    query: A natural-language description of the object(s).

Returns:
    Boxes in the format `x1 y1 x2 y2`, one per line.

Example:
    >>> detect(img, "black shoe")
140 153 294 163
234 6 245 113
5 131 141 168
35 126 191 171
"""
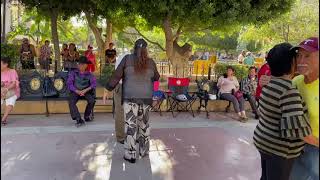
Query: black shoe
123 156 136 163
255 114 259 119
84 117 92 122
118 140 124 144
75 118 85 127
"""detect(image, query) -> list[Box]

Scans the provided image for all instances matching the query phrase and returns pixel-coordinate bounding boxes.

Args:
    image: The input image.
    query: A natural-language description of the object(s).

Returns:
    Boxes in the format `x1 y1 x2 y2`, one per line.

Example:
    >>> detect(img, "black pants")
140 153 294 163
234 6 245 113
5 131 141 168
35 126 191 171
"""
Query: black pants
68 91 95 120
21 60 35 69
259 151 295 180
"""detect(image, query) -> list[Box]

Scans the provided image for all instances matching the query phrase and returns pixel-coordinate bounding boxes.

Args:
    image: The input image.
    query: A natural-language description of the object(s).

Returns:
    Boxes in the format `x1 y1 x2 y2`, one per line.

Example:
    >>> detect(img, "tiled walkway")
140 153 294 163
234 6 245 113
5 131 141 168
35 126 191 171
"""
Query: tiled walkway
1 113 261 180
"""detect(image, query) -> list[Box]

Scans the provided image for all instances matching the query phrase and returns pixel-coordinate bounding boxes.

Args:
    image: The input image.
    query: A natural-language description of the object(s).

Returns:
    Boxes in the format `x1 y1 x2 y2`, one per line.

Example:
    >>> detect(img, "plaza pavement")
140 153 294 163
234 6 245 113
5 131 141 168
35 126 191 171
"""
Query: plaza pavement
1 112 261 180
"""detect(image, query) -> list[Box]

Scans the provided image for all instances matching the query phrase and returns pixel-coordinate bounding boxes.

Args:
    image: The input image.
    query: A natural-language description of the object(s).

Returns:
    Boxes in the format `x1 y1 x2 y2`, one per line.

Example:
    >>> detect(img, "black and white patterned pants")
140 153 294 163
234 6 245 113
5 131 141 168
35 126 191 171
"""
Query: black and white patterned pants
123 101 150 160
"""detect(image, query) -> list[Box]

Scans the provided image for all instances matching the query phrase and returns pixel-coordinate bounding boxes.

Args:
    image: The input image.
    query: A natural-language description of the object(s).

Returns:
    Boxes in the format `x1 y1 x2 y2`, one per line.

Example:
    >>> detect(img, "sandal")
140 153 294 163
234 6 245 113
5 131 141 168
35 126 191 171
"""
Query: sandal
1 120 7 126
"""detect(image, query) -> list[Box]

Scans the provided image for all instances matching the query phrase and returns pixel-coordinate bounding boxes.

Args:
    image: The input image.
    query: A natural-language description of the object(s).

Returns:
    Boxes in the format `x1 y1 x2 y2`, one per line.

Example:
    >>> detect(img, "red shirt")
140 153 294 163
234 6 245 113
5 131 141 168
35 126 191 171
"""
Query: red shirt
84 50 96 72
256 63 271 99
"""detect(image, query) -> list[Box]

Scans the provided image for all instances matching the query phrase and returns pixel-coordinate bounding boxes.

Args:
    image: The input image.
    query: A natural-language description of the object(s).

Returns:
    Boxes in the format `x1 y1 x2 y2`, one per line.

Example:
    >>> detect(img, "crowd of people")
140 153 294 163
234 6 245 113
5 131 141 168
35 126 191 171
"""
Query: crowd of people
17 38 103 72
1 37 319 180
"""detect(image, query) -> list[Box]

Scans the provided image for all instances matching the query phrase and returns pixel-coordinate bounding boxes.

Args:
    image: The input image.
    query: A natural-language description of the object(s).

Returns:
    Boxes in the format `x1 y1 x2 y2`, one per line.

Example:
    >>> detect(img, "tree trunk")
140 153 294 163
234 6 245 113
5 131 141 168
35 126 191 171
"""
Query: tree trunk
162 16 192 78
50 10 60 70
106 20 112 47
85 11 105 68
1 0 6 43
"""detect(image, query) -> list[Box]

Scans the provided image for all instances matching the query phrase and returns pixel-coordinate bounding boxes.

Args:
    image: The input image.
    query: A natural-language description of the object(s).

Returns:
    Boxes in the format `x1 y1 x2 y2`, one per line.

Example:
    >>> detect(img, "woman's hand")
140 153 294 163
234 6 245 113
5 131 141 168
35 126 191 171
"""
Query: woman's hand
304 135 319 147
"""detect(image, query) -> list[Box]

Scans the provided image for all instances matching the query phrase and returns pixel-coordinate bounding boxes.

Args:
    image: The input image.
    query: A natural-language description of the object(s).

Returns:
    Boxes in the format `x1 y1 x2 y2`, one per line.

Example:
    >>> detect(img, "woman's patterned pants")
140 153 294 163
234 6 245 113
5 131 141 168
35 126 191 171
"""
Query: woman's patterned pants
123 101 150 160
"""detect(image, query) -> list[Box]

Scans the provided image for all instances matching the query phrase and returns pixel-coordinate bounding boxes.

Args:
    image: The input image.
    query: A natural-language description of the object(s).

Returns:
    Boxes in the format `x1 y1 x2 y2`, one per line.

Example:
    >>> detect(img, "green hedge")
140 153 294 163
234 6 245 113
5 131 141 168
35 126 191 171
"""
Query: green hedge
99 64 115 85
1 43 20 68
214 63 249 80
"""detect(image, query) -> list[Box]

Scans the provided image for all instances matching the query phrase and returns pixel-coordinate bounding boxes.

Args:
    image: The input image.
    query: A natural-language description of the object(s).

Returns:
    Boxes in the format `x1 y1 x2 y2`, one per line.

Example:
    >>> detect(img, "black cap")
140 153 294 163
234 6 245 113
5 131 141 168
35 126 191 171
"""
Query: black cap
134 38 148 49
266 43 294 63
77 56 92 64
266 42 294 76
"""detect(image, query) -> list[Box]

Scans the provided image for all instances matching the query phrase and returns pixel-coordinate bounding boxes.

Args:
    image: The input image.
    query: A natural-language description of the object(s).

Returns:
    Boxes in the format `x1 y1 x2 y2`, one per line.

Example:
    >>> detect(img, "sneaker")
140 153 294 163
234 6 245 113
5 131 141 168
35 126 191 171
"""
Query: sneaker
123 156 136 163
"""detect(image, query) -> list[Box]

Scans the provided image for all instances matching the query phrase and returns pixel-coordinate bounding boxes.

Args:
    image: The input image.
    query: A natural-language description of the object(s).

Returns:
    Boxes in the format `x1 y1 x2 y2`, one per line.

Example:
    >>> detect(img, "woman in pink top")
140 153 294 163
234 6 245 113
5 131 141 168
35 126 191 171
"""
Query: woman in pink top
217 66 247 122
1 57 20 125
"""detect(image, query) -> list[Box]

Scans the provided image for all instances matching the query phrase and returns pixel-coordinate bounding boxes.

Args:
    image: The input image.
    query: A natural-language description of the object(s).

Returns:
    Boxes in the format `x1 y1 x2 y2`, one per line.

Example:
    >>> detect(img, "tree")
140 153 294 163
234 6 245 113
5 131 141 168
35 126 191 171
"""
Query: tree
121 0 295 77
240 0 319 50
19 0 87 69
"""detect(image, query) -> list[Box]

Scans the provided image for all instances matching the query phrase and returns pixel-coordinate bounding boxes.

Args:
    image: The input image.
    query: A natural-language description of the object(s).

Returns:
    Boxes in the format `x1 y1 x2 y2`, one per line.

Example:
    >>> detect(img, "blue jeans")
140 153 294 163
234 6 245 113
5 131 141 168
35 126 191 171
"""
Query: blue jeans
290 144 319 180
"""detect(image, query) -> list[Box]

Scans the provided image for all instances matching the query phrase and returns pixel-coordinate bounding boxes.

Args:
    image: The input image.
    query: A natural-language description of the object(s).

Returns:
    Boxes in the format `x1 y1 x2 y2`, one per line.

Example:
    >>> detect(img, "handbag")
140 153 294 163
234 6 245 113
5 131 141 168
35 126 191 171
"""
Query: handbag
232 89 243 100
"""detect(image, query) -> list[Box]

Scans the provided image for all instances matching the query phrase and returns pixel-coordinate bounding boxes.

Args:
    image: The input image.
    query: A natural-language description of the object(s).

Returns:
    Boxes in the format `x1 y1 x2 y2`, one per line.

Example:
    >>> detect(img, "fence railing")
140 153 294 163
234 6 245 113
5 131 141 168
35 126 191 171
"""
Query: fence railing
156 61 219 82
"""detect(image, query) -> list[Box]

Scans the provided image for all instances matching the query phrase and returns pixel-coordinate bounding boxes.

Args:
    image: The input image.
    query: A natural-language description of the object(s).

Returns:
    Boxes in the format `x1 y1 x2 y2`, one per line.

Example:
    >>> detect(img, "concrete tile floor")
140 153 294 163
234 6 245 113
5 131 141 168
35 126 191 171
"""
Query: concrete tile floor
1 112 260 180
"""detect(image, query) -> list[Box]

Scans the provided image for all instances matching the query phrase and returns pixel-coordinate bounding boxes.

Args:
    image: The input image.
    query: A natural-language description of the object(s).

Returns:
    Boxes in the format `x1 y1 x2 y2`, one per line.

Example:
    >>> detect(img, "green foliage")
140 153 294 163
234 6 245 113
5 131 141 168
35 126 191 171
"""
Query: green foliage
123 0 295 32
183 31 239 52
246 40 263 52
99 65 115 85
1 44 21 68
240 0 319 49
214 63 249 80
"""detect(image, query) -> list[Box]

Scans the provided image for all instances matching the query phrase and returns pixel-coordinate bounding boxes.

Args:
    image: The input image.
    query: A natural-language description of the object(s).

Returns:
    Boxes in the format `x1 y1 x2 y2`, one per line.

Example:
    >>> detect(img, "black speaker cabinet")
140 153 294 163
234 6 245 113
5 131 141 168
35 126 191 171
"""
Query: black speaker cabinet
19 71 44 99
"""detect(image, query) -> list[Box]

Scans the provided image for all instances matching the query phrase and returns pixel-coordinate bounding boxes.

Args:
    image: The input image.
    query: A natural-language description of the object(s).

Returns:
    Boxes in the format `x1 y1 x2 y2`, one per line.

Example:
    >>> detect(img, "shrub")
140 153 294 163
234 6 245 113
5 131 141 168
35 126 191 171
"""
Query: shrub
214 63 250 80
1 43 20 68
99 64 115 85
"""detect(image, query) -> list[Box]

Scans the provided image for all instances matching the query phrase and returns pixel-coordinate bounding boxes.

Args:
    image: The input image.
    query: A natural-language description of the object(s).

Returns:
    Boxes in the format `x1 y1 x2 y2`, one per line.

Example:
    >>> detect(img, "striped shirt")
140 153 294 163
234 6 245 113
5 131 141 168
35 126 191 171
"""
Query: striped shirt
253 77 312 159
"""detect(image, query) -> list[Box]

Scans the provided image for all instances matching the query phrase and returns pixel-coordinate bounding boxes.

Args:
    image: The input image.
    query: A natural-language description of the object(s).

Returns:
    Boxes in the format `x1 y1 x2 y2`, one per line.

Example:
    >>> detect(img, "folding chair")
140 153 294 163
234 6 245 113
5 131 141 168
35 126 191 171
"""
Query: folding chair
151 81 166 116
167 77 197 117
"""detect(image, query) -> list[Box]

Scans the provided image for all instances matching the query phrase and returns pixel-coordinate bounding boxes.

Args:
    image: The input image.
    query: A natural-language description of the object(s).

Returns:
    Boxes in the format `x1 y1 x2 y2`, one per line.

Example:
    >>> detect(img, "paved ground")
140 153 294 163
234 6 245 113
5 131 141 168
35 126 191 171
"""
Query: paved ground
1 112 261 180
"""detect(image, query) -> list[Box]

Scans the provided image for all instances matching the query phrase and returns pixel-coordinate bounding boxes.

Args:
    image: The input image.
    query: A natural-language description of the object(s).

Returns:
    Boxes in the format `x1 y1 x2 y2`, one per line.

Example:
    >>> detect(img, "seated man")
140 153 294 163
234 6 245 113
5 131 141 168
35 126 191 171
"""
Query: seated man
241 66 259 119
67 56 96 126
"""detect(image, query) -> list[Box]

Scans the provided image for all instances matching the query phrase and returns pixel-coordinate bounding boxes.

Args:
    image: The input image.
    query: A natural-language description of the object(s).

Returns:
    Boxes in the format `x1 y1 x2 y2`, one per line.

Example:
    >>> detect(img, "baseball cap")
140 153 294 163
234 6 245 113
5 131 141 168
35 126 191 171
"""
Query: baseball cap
291 37 319 53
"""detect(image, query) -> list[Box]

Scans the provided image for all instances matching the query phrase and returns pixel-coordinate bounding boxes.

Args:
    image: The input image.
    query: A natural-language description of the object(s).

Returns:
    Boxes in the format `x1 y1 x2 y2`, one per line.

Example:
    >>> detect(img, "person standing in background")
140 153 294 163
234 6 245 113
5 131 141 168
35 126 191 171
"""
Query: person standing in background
20 38 36 69
105 42 117 65
244 51 255 66
39 40 52 71
238 50 246 64
84 45 96 72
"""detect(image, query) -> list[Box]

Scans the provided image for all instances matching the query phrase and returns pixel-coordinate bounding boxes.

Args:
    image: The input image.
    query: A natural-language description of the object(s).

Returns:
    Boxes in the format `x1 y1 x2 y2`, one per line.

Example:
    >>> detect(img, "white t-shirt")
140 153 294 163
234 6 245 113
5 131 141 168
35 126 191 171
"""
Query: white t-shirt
238 54 244 63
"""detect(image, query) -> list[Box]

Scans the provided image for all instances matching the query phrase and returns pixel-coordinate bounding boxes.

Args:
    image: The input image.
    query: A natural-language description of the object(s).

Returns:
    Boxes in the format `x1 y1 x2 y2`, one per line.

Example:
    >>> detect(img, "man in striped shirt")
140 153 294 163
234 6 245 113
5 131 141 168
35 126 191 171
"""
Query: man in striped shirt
253 43 317 180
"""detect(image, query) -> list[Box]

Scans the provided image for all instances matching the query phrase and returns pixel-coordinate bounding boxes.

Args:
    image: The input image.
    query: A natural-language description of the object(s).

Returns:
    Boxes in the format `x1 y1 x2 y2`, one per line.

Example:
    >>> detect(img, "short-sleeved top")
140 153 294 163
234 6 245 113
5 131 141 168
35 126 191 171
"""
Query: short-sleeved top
253 77 311 159
293 75 319 138
256 63 271 98
105 49 117 59
217 76 239 94
40 45 52 61
244 56 255 65
1 69 20 98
